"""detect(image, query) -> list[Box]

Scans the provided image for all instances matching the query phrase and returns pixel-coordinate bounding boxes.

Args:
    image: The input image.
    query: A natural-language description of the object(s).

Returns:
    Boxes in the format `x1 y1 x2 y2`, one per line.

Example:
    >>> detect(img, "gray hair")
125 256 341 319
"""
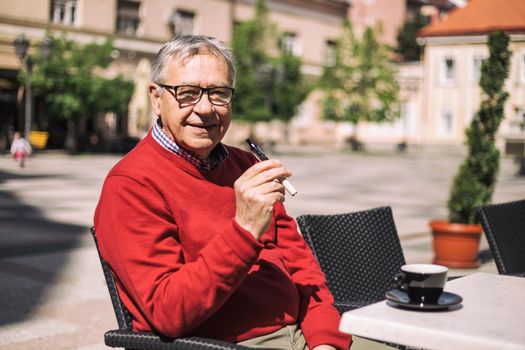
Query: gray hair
151 35 236 86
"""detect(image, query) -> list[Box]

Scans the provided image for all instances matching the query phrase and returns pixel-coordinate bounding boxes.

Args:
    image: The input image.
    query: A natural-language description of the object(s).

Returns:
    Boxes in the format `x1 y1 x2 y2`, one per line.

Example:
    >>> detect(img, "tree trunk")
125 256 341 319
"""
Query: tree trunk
283 121 290 145
348 122 363 151
65 119 77 154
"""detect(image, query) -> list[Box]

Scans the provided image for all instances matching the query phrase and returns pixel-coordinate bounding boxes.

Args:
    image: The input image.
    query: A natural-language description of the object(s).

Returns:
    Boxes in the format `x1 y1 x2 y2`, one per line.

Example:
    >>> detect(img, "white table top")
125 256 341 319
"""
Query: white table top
339 272 525 350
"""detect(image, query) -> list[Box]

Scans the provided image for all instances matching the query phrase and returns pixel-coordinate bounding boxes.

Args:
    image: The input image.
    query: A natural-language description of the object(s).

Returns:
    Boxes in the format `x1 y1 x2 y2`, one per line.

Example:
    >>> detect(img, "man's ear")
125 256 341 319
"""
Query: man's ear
149 83 162 116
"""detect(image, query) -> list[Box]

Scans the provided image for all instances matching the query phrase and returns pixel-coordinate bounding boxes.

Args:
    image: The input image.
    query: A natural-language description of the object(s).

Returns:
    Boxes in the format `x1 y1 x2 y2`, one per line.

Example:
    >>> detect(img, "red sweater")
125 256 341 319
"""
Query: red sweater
94 131 351 349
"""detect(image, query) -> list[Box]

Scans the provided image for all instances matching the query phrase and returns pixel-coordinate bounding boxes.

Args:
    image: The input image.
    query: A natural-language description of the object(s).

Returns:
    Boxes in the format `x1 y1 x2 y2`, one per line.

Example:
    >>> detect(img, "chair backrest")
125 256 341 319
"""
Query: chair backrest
90 227 133 330
296 207 406 304
477 199 525 275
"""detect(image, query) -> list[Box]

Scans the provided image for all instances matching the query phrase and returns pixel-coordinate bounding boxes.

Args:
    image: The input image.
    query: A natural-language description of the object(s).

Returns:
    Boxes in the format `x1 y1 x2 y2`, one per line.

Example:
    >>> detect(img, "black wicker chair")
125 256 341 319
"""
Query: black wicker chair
296 207 406 313
477 199 525 276
90 227 249 350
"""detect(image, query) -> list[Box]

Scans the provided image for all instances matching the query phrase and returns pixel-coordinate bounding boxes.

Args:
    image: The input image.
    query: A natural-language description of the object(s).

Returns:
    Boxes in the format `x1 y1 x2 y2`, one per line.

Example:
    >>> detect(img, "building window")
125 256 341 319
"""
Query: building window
325 40 337 67
440 57 456 85
281 32 300 56
438 109 454 135
519 109 525 131
49 0 77 25
116 0 140 36
471 56 483 83
170 10 195 37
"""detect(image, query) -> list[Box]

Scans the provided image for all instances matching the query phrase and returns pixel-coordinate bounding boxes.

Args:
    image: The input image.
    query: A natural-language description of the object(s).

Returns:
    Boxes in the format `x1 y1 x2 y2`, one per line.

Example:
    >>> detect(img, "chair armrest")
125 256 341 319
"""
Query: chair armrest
502 272 525 278
104 329 250 350
334 300 379 313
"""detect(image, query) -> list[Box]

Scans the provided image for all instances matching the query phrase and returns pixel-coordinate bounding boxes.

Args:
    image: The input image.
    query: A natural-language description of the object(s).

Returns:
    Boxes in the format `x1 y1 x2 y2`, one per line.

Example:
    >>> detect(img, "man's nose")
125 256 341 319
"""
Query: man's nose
193 92 214 114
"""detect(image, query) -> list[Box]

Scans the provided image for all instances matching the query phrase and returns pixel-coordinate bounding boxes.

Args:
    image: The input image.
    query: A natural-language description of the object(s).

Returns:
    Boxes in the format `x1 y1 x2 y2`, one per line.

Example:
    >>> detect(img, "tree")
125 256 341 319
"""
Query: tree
23 34 134 152
270 50 309 141
232 0 308 142
395 12 430 61
447 31 511 224
231 0 273 132
320 21 400 149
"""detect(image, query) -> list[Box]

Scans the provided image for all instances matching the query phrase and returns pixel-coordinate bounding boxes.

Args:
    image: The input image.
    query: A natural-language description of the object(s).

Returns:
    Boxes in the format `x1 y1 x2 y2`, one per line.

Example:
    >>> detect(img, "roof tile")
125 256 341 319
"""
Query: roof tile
419 0 525 37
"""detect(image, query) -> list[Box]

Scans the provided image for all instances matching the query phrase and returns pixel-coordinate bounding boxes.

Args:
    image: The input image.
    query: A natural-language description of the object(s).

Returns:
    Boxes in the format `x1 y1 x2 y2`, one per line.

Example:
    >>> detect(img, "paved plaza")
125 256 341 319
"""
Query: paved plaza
1 145 524 349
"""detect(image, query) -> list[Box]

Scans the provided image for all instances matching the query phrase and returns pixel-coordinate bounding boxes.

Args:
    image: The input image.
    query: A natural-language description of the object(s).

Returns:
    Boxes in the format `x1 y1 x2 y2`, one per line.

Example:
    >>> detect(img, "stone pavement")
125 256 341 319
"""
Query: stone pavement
1 146 524 349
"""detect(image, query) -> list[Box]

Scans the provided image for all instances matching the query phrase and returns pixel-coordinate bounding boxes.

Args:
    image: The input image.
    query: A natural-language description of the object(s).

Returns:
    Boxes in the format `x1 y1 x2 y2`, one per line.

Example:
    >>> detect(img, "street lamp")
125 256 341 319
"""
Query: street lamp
13 33 52 140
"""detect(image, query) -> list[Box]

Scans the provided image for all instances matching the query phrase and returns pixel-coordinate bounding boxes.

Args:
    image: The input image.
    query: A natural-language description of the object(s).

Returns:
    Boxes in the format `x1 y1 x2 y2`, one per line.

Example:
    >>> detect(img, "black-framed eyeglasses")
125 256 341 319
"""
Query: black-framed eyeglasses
156 83 235 106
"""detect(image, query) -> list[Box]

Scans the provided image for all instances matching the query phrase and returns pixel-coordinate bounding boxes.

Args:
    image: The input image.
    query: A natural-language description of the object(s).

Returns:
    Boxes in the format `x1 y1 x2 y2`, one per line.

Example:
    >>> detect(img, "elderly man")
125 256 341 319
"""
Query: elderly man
94 35 351 350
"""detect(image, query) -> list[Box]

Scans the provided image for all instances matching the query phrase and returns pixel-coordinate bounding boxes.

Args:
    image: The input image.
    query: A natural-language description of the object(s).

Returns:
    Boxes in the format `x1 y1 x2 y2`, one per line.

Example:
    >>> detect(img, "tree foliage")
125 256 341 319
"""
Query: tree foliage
395 12 430 61
270 51 308 125
447 31 511 224
231 0 308 140
319 21 400 140
19 34 134 150
231 0 272 124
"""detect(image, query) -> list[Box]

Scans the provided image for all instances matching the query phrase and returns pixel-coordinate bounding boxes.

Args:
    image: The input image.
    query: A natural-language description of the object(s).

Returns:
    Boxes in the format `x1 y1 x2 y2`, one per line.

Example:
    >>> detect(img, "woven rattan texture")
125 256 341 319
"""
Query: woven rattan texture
91 228 133 330
91 228 247 350
477 199 525 275
297 207 406 305
105 330 251 350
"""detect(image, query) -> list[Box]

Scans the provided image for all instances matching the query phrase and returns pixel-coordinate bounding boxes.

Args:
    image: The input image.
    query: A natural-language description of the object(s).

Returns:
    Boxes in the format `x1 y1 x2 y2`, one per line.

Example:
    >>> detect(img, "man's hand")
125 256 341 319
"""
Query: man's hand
234 159 291 240
312 345 337 350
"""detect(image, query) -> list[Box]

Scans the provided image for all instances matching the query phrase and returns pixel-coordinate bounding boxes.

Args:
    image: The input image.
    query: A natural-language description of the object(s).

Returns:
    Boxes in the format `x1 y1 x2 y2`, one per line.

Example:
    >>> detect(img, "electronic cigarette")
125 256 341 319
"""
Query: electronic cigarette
245 138 298 196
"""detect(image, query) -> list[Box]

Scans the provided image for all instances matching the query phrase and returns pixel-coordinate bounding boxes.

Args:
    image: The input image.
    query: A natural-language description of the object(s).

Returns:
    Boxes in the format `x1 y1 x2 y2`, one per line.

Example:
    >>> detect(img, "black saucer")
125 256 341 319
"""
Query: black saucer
385 289 462 310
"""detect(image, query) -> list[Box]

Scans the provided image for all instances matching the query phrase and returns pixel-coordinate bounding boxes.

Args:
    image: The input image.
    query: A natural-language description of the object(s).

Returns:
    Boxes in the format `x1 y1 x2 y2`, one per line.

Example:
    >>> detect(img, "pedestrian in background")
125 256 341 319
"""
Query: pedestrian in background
10 132 32 168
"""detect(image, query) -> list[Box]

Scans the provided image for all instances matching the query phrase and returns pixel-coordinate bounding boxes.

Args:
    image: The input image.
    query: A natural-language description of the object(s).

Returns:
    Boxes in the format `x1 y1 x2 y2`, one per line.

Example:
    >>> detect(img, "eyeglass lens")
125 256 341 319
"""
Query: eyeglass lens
176 86 233 105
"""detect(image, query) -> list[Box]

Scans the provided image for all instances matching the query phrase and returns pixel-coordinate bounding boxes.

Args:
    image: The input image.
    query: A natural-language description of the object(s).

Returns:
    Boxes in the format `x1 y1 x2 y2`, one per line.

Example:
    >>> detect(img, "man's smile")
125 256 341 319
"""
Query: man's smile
187 123 217 129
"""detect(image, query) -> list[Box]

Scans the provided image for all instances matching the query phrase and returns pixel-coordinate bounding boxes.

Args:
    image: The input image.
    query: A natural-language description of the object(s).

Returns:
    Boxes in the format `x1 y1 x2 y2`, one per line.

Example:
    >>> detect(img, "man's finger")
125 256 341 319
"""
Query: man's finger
240 159 282 180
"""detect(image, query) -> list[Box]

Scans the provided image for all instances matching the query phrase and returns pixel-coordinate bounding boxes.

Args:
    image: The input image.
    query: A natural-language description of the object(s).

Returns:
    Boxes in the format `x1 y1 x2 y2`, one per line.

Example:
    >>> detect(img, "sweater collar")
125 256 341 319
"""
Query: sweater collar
152 118 228 171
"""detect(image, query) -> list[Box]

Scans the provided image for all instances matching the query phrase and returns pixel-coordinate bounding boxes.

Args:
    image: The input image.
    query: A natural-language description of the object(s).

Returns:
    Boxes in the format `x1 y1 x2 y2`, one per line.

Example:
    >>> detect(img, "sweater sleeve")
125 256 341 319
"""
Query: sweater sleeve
94 174 263 338
274 203 352 350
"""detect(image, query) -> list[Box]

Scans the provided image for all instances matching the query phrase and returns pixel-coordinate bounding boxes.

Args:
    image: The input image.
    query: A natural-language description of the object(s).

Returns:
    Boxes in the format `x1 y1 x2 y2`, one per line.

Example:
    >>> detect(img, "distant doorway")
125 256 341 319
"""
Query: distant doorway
0 69 19 153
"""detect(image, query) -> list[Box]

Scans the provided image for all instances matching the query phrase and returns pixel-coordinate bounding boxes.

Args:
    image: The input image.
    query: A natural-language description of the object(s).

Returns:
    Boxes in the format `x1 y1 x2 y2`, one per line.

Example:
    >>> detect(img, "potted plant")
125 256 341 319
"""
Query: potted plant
430 31 511 268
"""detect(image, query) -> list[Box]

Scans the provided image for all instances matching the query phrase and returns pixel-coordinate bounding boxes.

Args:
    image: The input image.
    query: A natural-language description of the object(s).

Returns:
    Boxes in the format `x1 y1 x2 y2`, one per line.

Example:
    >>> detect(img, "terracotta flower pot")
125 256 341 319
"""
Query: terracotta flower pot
429 220 483 268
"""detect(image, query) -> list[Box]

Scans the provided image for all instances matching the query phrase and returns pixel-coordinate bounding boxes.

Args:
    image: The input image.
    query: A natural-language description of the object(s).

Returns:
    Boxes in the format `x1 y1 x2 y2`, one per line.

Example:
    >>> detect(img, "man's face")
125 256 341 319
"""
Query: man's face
149 54 232 159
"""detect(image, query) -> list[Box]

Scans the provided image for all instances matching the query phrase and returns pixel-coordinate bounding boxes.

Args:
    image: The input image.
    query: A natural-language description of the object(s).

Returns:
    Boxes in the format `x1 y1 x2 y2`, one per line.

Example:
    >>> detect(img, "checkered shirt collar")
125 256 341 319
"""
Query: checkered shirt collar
152 119 228 171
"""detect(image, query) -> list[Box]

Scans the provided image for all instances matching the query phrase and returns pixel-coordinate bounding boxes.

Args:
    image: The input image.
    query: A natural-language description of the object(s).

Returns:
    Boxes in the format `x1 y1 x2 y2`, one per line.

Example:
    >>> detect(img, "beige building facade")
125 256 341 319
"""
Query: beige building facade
416 0 525 152
0 0 349 148
348 0 406 48
4 0 488 151
350 0 525 151
348 0 457 49
418 35 525 147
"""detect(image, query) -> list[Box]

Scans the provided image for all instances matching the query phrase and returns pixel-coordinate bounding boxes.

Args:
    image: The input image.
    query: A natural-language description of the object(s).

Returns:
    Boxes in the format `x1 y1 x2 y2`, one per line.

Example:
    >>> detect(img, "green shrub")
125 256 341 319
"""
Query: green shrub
447 31 511 223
